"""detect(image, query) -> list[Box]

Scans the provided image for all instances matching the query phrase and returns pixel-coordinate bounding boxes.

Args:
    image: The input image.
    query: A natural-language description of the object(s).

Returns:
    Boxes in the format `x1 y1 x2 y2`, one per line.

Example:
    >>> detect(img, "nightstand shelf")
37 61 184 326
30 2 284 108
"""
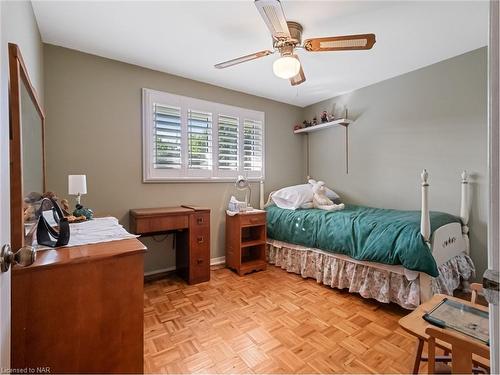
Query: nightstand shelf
241 239 265 248
226 211 267 276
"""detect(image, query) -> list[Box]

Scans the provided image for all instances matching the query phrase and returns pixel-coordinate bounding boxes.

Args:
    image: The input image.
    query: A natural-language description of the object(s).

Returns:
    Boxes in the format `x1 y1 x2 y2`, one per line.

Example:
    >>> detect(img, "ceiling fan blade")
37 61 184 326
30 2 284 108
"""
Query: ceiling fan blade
214 50 273 69
254 0 291 40
304 34 376 52
290 55 305 86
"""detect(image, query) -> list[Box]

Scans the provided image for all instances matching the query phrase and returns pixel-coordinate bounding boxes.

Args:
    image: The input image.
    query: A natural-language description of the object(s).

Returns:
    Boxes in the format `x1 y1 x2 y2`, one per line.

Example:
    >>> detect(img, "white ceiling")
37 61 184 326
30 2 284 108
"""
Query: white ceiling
32 1 489 107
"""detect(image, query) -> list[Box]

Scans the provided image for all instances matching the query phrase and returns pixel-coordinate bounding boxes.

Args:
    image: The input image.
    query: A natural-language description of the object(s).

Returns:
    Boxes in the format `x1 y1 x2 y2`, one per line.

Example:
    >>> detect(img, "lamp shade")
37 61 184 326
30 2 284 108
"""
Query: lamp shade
68 175 87 195
273 56 301 79
235 175 249 190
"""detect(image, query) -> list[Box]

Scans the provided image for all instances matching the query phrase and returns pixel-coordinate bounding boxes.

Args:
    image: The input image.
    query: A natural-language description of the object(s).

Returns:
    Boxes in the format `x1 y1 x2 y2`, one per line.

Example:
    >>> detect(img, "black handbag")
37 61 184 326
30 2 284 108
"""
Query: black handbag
36 198 70 247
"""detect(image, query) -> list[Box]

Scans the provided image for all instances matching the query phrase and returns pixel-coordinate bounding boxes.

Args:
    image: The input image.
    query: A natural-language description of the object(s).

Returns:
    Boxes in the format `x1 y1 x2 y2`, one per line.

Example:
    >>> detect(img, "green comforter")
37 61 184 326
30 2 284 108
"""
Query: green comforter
266 204 461 276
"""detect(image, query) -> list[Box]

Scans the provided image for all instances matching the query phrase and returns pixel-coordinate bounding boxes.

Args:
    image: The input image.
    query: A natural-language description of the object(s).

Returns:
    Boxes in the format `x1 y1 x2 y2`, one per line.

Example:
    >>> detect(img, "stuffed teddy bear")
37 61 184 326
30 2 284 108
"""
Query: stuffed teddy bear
309 179 345 211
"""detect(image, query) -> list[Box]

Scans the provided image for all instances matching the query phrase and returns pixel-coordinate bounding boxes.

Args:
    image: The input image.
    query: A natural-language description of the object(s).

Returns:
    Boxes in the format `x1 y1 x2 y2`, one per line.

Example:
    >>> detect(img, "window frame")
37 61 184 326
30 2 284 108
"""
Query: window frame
142 88 265 182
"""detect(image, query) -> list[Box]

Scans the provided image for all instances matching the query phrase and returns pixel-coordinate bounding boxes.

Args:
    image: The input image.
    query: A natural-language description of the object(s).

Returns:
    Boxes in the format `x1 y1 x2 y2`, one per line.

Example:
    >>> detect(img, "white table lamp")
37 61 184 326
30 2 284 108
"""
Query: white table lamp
68 175 87 205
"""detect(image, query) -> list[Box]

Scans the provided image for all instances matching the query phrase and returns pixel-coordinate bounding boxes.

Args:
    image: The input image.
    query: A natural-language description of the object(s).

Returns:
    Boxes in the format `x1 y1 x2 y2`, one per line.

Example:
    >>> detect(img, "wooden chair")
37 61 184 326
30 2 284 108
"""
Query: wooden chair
426 326 490 374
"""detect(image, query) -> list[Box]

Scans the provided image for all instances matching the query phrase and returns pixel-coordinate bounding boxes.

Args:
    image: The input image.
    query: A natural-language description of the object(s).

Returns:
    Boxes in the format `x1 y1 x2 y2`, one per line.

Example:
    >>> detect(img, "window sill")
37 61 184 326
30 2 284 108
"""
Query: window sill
143 177 264 184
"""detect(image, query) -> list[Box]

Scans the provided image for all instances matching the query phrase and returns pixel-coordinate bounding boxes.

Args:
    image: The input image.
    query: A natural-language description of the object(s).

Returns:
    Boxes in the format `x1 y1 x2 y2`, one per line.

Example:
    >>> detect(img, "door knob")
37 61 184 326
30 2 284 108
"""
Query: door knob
0 244 37 272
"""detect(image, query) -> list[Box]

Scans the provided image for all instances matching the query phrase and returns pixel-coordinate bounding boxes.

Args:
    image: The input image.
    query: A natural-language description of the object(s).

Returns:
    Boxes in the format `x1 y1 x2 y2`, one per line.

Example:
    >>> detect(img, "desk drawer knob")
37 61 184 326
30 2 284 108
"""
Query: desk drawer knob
197 217 204 225
197 258 203 265
197 236 204 244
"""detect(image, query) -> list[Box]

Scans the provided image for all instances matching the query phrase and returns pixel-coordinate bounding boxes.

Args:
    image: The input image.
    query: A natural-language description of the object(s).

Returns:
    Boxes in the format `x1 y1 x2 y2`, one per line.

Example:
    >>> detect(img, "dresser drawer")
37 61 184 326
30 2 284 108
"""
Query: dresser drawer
239 212 266 227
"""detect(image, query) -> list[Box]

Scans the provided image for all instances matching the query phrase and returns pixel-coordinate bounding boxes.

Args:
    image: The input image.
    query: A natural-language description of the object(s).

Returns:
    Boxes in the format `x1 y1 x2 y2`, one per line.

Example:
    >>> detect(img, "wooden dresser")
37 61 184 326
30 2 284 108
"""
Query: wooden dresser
226 210 267 276
129 205 210 284
12 238 146 374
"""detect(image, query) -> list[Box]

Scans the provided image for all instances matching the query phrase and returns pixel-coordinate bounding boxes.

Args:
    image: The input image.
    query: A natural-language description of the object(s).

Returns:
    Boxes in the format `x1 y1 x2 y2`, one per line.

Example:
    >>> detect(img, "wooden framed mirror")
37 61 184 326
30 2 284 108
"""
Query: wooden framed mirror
9 43 46 251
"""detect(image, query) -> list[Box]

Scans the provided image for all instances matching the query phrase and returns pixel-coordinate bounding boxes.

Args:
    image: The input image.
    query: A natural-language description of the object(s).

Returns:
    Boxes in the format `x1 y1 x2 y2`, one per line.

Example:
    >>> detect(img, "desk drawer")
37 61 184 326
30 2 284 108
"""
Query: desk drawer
239 213 266 227
191 212 210 228
135 215 188 234
190 225 210 251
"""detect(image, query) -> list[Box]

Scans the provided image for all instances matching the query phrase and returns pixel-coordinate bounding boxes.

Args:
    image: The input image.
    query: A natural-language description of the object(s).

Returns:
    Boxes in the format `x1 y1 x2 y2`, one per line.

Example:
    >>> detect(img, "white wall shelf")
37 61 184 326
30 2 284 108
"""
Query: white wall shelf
294 118 353 134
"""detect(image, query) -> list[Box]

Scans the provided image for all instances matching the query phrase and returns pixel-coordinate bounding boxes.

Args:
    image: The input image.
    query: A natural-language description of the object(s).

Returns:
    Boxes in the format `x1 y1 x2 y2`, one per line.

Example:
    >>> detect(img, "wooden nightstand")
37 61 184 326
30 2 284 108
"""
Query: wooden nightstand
225 210 267 276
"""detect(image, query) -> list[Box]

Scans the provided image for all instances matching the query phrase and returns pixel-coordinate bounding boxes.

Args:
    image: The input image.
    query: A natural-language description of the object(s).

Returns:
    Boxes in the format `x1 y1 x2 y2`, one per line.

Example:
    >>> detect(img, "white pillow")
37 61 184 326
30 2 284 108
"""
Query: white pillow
271 184 313 210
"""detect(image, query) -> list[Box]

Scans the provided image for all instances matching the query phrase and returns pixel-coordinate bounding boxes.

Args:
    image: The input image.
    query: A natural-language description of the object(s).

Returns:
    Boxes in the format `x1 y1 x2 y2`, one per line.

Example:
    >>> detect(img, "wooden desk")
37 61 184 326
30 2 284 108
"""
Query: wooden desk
129 205 210 285
12 238 146 374
399 294 490 374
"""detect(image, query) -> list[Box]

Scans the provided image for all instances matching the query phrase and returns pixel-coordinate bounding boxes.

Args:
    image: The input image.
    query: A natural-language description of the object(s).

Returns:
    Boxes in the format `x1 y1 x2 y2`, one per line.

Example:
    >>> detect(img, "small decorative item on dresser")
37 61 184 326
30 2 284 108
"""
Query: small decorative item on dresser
73 205 94 220
320 111 328 123
68 174 93 220
226 210 267 276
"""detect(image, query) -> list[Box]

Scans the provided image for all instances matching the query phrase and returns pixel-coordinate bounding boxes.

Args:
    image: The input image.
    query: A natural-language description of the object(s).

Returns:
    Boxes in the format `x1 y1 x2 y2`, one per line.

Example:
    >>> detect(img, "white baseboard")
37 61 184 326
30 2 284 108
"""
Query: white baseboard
144 256 226 276
210 256 226 266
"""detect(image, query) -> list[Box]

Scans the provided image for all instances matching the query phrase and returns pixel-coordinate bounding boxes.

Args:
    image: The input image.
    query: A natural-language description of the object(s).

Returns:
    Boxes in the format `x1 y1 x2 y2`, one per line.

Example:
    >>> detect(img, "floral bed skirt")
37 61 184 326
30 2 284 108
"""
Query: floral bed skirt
267 240 475 310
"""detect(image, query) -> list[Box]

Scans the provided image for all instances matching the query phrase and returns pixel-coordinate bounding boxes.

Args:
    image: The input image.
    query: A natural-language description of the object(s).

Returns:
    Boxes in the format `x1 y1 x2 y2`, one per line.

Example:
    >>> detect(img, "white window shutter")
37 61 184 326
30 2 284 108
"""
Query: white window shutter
187 109 212 171
243 118 263 177
153 104 182 169
217 115 239 172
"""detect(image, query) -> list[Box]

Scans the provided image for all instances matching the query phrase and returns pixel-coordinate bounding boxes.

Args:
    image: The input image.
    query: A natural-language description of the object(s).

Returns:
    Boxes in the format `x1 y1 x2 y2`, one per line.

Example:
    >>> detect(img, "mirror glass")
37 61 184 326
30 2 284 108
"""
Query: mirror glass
20 81 44 244
20 82 44 197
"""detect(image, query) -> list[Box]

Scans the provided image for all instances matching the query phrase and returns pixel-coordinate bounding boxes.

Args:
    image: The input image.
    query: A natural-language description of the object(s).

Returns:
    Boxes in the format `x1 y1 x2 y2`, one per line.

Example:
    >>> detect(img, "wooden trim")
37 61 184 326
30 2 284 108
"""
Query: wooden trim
8 43 46 251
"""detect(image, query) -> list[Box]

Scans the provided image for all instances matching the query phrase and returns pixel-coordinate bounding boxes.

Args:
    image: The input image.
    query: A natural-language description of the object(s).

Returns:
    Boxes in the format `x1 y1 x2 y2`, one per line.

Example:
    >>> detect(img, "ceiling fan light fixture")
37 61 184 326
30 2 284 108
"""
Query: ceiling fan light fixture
273 55 301 79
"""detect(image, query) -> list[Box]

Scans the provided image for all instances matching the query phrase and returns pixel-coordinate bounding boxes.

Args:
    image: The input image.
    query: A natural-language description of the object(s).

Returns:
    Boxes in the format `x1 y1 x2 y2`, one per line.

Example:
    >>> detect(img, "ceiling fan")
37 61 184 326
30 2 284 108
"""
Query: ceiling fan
214 0 376 86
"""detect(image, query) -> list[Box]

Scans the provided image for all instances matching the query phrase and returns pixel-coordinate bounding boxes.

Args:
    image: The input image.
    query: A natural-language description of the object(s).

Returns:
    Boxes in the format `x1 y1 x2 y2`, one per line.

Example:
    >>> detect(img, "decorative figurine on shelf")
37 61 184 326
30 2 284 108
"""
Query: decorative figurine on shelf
293 124 302 131
303 120 312 128
328 113 335 122
312 117 318 125
320 111 328 123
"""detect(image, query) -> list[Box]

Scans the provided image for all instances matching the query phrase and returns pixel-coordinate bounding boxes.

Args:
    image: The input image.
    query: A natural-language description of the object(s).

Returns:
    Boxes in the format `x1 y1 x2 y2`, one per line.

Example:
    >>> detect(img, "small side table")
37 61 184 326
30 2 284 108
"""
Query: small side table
225 210 267 276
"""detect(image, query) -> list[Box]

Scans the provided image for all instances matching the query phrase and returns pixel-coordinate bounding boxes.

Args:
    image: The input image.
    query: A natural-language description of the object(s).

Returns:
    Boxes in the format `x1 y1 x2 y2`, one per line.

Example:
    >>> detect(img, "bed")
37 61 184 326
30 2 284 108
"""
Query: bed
263 170 475 309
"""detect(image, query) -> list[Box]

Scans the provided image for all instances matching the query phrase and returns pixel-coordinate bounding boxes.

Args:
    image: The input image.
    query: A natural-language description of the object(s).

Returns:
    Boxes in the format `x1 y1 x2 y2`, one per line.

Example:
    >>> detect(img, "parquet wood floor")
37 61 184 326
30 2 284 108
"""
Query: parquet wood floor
144 266 423 374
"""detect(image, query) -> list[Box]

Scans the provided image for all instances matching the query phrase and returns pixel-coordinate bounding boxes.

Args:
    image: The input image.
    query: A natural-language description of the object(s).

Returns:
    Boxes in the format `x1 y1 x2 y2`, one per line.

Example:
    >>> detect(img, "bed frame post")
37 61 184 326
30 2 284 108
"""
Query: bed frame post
260 180 265 209
420 169 432 303
460 171 470 255
421 169 431 245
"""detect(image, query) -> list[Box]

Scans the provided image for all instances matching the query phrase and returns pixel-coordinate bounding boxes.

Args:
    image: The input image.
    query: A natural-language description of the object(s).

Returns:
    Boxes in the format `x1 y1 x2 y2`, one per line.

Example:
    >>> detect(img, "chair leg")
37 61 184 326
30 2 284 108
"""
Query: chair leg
413 339 424 374
428 338 436 375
